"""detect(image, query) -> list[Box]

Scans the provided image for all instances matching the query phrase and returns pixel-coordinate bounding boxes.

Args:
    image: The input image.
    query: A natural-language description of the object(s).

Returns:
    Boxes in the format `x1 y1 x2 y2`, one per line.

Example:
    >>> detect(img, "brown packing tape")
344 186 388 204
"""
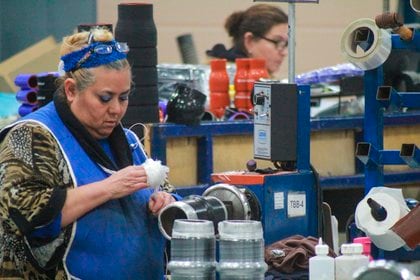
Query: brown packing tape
391 204 420 249
0 36 60 92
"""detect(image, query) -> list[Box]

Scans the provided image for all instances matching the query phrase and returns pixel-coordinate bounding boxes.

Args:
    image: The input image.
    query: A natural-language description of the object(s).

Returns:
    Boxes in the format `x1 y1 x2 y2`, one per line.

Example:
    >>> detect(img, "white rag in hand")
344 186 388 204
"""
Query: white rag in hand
141 159 170 191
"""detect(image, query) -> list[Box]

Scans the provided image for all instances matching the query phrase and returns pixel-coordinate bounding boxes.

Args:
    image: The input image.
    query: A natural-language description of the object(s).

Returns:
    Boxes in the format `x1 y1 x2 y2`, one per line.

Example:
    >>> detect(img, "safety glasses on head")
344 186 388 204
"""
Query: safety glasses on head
93 42 129 55
72 41 129 72
60 37 129 73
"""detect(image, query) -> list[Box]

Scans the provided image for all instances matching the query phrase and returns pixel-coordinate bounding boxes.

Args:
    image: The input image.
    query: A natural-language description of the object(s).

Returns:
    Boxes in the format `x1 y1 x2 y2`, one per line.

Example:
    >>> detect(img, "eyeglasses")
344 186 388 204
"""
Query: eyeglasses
72 42 129 71
257 35 288 50
94 42 129 54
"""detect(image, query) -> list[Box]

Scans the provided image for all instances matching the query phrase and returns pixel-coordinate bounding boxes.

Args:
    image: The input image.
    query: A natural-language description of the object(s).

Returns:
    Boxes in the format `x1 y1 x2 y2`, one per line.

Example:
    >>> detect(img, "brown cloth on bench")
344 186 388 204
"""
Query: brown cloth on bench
391 204 420 249
265 235 336 274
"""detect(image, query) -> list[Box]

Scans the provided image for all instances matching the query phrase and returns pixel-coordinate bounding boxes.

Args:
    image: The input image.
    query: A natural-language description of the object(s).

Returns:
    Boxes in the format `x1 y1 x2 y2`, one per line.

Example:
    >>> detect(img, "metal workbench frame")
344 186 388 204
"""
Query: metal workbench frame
358 32 420 193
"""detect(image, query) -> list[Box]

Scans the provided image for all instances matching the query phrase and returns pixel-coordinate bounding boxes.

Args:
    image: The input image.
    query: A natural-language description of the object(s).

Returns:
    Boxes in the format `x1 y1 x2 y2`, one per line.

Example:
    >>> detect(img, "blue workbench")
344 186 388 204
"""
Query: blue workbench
149 111 420 190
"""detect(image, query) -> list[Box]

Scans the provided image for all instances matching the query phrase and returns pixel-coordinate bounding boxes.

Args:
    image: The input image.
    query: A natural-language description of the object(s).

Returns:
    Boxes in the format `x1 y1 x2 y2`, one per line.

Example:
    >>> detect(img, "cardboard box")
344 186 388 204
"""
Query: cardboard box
0 36 60 92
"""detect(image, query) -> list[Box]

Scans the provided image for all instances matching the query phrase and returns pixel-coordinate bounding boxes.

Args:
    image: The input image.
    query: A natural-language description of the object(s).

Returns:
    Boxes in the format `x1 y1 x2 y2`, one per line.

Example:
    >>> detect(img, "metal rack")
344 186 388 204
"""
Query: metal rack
354 32 420 261
355 32 420 193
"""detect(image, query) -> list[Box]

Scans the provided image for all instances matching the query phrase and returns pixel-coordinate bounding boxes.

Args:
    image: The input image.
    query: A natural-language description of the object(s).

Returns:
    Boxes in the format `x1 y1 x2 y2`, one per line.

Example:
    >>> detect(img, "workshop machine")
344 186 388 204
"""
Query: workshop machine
159 82 320 245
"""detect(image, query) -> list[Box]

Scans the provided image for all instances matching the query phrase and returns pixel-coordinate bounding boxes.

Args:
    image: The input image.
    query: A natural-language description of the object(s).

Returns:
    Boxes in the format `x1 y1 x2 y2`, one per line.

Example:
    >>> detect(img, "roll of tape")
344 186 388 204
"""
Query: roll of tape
340 18 392 70
355 187 409 251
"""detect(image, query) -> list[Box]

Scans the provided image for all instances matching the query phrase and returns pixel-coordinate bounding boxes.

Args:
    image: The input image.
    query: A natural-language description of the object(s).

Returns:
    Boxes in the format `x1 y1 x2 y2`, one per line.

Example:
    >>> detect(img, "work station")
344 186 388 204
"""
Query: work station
0 0 419 279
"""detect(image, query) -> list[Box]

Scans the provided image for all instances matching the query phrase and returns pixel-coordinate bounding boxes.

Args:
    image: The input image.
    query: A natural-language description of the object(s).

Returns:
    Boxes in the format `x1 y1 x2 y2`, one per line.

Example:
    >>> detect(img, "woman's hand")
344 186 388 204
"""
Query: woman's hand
148 191 176 215
103 165 149 199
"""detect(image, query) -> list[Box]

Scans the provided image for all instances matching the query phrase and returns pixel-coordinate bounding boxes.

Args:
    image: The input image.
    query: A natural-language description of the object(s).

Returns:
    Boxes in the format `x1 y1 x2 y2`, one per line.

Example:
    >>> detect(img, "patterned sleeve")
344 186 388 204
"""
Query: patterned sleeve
0 122 70 239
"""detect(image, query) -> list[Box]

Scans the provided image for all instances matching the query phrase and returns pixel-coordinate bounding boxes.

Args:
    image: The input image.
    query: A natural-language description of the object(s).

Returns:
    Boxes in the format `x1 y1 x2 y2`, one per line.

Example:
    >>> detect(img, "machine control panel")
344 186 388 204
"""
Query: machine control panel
253 81 298 162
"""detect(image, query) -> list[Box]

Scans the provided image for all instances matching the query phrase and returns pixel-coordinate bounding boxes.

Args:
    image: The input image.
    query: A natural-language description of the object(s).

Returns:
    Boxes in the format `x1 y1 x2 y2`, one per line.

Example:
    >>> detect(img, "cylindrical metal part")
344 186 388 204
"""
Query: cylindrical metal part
168 219 216 280
158 195 227 240
217 220 267 280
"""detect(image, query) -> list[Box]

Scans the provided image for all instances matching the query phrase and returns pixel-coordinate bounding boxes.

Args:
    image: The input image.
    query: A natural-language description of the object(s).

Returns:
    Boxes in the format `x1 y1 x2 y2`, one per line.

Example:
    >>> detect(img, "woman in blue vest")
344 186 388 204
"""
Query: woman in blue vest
0 28 177 279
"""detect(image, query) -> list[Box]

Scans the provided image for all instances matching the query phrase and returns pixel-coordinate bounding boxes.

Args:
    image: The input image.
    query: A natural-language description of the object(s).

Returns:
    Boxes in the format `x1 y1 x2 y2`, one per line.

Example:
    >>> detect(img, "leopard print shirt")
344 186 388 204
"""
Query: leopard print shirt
0 122 73 279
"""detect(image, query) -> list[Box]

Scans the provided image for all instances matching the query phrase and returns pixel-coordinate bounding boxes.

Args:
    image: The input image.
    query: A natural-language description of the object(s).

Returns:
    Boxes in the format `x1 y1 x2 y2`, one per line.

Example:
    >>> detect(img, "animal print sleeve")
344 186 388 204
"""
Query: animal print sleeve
0 122 70 237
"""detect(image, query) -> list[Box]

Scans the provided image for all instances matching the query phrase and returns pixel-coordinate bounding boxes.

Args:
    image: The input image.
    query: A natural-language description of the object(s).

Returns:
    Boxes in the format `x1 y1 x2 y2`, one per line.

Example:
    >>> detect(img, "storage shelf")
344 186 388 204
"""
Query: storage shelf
149 111 420 189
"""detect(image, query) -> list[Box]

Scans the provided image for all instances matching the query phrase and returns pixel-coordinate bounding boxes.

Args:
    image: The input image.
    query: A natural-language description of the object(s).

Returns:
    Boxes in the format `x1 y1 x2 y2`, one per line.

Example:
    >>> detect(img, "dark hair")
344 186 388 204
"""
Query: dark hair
225 4 288 53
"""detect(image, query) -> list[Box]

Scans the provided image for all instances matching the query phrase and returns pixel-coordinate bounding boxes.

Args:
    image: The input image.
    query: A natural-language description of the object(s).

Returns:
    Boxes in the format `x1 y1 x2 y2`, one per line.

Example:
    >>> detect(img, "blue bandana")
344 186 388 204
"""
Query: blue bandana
61 40 128 72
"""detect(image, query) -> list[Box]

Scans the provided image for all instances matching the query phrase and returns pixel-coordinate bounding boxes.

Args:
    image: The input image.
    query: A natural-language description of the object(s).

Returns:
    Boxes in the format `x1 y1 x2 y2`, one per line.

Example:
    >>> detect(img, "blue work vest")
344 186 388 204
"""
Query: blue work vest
15 102 166 280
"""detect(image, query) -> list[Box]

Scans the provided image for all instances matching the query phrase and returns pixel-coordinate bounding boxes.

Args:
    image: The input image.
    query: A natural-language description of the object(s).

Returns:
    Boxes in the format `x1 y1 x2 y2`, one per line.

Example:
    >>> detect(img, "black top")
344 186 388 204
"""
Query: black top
206 43 247 62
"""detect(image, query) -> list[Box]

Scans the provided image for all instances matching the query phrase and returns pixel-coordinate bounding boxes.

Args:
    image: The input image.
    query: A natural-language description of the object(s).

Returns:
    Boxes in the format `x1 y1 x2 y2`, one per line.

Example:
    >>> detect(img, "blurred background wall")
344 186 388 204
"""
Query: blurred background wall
0 0 96 61
1 0 410 80
98 0 400 79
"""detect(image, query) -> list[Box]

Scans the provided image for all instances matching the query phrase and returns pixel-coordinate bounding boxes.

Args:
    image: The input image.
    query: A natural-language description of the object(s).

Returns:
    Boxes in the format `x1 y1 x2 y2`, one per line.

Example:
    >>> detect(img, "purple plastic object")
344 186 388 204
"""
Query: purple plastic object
159 100 168 117
295 63 364 85
14 73 38 89
37 71 59 79
18 104 38 117
228 111 250 121
16 89 38 105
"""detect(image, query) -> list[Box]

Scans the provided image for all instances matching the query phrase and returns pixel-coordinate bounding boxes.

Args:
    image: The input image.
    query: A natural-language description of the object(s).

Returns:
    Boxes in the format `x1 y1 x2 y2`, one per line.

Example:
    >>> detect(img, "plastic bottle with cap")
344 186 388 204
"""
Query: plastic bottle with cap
309 237 335 280
353 236 373 261
335 243 369 280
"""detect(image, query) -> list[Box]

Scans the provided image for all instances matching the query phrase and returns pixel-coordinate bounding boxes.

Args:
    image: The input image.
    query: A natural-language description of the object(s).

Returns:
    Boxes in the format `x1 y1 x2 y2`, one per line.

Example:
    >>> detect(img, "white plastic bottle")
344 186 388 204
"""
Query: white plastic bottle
309 238 335 280
335 243 369 280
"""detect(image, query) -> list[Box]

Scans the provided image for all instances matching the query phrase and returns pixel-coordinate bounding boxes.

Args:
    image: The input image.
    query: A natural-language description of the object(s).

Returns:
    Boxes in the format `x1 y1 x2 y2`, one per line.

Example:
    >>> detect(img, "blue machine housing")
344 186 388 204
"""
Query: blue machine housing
176 84 320 245
214 172 319 245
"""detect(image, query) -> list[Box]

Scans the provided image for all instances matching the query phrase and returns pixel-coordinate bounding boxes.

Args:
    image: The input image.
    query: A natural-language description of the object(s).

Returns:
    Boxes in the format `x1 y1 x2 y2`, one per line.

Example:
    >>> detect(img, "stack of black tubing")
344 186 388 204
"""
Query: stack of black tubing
115 3 159 128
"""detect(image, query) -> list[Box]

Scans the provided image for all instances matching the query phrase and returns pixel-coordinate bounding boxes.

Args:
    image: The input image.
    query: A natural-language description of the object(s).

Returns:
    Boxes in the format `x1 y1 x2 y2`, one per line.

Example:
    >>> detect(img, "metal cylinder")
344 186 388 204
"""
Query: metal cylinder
217 220 267 280
168 219 216 280
158 195 227 240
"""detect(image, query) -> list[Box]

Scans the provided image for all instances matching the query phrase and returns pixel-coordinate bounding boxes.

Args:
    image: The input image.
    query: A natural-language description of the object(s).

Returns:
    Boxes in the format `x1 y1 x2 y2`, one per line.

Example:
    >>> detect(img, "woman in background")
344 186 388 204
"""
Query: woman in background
207 4 289 76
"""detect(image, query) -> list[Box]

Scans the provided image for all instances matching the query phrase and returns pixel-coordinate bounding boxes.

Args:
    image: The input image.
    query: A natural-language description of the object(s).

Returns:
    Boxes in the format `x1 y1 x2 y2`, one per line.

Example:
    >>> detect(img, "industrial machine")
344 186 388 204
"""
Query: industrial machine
159 82 320 245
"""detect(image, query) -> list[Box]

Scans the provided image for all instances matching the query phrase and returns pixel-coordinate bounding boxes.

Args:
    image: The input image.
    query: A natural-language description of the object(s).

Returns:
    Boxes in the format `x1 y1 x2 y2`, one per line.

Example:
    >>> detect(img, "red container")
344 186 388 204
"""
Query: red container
247 58 269 92
209 59 229 92
234 58 250 92
210 91 230 119
234 91 251 112
209 59 229 118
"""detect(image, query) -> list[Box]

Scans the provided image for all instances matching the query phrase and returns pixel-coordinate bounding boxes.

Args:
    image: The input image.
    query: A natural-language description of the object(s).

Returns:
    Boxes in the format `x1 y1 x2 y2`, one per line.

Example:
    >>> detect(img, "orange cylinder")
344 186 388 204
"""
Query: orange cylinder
210 92 230 119
234 91 252 112
209 59 230 119
247 58 269 92
209 59 229 92
234 58 250 92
